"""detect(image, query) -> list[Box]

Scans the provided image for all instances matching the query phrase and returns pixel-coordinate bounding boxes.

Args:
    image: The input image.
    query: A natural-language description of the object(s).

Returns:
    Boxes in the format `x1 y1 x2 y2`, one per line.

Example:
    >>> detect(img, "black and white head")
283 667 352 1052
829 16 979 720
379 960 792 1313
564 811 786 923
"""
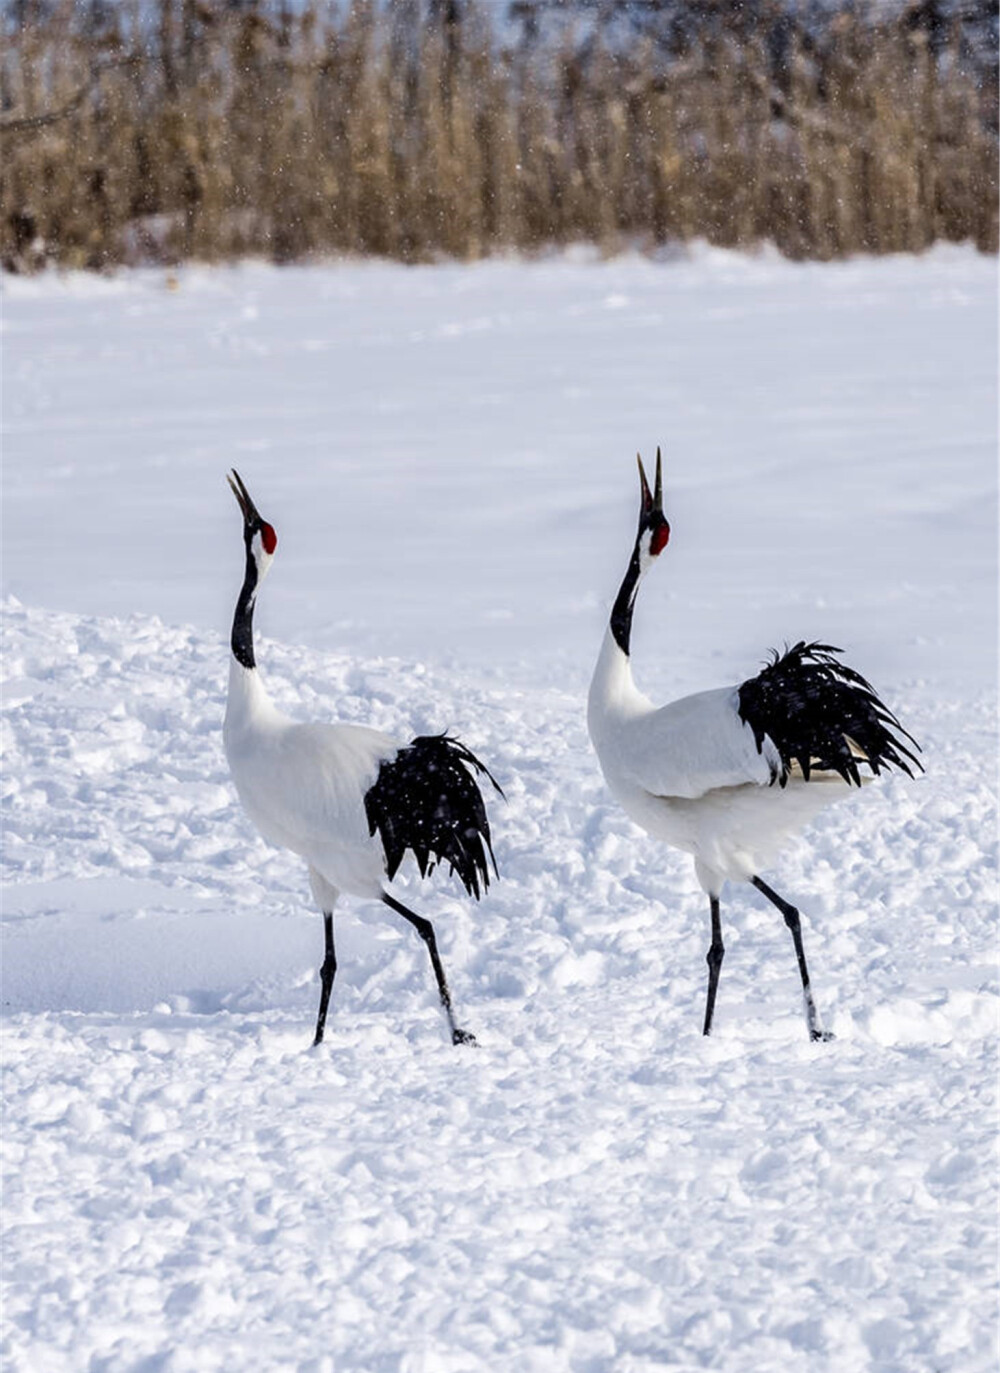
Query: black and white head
634 447 670 573
609 446 670 655
228 468 278 588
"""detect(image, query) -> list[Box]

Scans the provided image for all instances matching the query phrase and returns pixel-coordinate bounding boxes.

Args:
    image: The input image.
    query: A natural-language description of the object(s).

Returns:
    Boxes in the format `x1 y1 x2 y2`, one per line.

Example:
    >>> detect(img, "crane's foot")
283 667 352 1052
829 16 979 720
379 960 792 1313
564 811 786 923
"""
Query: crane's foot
810 1028 836 1043
452 1027 478 1047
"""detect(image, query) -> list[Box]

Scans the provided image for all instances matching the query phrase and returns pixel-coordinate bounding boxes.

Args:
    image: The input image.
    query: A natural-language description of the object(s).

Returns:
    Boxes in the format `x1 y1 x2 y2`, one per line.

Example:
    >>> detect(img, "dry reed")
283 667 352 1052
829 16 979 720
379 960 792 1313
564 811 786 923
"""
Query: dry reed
1 0 996 271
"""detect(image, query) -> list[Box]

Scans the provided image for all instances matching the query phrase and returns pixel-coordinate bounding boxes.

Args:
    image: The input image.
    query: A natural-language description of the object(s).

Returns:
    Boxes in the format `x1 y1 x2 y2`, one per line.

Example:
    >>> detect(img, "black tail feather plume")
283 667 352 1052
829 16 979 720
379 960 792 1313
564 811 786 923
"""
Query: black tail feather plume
364 734 503 899
737 641 923 788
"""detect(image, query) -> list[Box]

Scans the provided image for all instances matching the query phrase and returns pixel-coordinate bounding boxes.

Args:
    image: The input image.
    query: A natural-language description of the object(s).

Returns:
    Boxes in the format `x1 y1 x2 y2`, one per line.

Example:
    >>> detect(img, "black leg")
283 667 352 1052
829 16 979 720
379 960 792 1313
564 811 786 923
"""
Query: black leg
312 910 337 1047
752 876 833 1042
382 893 476 1046
702 895 725 1036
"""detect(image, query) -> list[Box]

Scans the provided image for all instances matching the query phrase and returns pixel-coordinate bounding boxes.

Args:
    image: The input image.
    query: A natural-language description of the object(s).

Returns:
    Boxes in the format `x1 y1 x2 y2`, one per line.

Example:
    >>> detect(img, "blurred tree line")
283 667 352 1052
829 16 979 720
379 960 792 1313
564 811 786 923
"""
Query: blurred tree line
1 0 996 270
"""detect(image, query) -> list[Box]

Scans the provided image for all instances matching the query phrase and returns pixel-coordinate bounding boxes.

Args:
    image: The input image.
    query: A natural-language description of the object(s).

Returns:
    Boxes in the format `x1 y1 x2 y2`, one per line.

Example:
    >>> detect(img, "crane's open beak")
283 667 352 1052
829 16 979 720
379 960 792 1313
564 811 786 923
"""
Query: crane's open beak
227 468 261 527
637 447 663 517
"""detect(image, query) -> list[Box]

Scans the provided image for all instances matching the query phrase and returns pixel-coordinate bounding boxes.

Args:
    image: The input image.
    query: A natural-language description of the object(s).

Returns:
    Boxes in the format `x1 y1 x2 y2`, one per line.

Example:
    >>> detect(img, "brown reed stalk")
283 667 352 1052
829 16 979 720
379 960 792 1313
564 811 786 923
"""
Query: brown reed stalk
1 0 995 271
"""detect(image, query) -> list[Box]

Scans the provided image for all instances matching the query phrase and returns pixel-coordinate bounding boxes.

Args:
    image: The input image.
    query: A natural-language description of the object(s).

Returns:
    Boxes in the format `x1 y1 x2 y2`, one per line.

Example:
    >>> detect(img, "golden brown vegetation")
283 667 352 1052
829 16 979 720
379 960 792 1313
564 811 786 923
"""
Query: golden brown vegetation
1 0 996 271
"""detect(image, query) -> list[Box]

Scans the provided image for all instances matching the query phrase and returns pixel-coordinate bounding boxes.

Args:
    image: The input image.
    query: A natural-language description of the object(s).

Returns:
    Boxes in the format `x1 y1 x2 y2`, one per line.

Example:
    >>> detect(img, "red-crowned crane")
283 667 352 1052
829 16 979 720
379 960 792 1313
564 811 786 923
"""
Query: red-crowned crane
587 450 922 1041
223 470 501 1047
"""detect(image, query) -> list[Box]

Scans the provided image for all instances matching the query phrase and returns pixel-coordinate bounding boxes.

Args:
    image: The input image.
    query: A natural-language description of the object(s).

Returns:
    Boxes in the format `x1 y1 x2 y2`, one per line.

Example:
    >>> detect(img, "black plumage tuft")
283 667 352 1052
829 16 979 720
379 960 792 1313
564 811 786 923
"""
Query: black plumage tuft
737 641 923 788
365 734 504 899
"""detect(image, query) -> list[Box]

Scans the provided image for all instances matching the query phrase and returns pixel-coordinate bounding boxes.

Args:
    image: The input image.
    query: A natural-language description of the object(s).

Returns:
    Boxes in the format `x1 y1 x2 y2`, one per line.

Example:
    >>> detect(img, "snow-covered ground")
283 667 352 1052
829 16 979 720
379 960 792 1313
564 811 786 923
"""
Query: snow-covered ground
2 246 997 1372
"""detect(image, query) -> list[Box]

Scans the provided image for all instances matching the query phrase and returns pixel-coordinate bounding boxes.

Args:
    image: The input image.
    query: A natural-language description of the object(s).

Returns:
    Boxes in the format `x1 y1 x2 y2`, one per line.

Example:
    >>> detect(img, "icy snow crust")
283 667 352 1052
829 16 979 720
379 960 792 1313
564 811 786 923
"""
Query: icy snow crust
2 247 997 1371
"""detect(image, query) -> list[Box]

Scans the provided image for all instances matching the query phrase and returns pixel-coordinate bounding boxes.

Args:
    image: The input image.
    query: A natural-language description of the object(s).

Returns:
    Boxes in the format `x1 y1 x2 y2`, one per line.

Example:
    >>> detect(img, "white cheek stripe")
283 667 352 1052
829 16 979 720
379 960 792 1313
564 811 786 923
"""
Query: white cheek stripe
637 530 657 574
252 533 274 580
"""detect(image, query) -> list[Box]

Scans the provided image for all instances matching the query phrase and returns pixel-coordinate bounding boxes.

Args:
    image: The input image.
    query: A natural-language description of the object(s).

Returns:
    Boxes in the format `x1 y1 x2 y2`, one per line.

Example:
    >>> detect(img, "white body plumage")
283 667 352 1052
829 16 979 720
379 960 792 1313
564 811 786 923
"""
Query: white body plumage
588 627 844 896
224 659 394 901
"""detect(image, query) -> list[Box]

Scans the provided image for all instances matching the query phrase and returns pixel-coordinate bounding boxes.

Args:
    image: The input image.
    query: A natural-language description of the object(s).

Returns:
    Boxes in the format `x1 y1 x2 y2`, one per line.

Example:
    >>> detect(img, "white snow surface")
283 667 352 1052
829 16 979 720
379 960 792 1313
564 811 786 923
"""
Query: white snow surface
2 246 998 1372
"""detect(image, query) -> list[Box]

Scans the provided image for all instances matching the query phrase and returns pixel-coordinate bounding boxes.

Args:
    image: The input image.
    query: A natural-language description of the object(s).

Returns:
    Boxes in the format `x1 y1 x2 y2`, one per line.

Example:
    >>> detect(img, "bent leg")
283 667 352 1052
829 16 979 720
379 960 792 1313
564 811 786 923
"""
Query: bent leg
752 876 833 1042
382 892 476 1046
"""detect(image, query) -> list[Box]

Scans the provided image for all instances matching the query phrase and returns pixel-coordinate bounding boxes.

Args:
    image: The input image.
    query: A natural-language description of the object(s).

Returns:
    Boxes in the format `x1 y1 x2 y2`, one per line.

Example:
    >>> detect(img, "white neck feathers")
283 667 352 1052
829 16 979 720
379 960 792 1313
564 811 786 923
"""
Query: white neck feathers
224 656 285 742
587 625 653 745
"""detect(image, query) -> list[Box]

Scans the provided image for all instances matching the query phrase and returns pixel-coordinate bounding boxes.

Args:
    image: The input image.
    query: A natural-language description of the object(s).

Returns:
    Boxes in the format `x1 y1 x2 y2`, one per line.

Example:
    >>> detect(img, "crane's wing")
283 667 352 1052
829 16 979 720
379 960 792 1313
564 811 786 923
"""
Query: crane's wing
365 734 503 900
236 721 398 853
615 643 921 801
736 642 922 787
615 685 781 800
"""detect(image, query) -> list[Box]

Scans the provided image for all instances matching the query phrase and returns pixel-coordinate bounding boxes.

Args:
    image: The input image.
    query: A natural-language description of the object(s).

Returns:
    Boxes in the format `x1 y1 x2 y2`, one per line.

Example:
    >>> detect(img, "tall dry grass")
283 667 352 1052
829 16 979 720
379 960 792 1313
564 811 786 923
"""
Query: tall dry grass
1 0 996 270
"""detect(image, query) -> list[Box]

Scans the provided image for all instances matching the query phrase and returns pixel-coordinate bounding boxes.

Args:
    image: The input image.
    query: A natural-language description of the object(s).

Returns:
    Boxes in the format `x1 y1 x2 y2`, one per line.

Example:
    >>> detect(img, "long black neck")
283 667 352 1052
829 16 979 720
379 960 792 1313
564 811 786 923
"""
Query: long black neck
610 544 642 656
231 547 258 670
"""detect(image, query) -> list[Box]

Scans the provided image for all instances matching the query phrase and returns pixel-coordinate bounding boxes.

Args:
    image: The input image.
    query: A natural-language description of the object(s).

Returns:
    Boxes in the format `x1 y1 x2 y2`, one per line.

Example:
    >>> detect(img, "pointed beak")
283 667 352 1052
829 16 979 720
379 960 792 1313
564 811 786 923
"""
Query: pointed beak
227 468 260 527
637 449 664 517
637 452 653 515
